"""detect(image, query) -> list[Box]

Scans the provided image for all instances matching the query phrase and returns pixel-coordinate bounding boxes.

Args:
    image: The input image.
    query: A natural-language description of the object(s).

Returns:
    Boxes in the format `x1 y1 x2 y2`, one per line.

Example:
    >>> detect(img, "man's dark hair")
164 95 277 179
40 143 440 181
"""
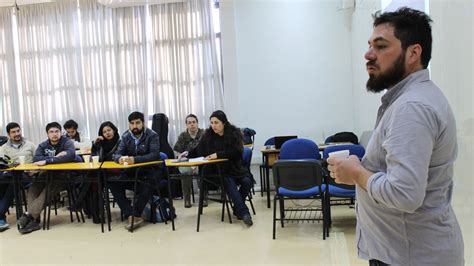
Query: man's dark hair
46 122 62 132
63 119 78 130
185 114 198 123
6 122 20 134
373 7 432 68
128 111 144 122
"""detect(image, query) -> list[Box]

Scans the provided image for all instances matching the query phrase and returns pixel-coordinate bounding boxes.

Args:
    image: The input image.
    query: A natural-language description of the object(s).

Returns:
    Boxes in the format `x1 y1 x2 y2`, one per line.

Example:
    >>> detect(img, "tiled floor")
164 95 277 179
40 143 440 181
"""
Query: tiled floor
0 175 471 265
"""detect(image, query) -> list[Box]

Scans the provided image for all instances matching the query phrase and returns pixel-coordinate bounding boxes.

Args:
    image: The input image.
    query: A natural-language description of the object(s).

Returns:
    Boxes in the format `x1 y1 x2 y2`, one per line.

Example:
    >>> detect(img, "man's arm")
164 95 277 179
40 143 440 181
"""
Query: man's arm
113 137 127 163
46 139 76 164
133 133 160 164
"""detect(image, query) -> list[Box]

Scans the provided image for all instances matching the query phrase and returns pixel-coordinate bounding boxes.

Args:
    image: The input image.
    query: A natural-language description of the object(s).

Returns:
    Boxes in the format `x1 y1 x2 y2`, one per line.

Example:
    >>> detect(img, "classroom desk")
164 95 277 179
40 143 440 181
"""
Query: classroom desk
14 162 102 230
101 160 163 232
165 158 230 232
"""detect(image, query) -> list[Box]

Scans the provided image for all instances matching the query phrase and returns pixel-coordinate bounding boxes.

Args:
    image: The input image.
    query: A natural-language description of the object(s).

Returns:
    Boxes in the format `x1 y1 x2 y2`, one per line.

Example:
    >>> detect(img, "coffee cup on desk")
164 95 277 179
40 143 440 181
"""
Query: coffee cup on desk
82 155 91 163
328 149 350 158
18 155 26 165
92 156 99 164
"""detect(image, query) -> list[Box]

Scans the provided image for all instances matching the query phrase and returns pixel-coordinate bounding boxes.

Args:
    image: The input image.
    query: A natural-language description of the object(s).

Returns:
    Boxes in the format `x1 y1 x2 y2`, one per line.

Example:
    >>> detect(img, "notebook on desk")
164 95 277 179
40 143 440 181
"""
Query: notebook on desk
274 135 297 149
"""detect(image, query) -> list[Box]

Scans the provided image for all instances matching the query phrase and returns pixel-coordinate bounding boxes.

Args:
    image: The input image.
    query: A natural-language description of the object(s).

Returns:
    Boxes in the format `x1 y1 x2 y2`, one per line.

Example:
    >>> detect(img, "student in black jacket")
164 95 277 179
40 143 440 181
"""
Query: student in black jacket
187 110 253 226
110 112 160 231
17 122 76 234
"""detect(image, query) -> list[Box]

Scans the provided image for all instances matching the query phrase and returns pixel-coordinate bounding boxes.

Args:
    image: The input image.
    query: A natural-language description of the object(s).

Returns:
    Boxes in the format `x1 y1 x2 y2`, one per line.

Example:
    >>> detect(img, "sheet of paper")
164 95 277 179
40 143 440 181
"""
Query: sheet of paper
189 157 208 163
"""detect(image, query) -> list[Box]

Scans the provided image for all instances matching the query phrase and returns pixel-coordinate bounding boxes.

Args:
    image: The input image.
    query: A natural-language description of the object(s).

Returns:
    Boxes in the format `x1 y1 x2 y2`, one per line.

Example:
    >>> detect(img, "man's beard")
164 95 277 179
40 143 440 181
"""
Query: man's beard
132 128 143 135
366 52 406 93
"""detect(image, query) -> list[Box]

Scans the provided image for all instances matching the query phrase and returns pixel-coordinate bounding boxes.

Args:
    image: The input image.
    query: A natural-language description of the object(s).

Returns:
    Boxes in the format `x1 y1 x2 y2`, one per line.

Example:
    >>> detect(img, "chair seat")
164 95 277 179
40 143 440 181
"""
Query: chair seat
328 185 355 197
278 185 326 198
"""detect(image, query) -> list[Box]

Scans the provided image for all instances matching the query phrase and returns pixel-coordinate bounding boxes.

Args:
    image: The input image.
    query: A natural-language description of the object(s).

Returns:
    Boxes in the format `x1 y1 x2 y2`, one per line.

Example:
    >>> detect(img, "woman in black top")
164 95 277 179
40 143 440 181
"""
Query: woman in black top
91 121 120 161
188 110 253 226
70 121 120 222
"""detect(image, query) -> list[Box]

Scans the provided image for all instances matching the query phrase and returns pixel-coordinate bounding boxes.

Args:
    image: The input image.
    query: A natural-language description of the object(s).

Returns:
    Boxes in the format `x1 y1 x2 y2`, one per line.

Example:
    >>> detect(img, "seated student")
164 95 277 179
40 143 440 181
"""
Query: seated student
173 114 204 208
17 122 75 234
69 121 121 223
0 122 36 232
63 119 92 150
110 111 160 231
186 110 253 227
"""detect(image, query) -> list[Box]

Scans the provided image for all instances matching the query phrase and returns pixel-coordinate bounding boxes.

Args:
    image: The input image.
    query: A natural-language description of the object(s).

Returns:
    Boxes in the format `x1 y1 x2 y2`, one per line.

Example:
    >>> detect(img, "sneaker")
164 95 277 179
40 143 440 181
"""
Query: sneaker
125 216 144 231
19 220 41 234
242 214 253 227
202 198 208 207
184 196 192 208
0 219 9 232
17 213 32 229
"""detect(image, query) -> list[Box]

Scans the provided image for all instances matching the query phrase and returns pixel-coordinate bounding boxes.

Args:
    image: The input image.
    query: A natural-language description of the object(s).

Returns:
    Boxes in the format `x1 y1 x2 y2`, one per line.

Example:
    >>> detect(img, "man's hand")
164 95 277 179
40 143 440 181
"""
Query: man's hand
178 151 188 160
327 155 373 190
55 151 67 157
205 153 217 160
119 156 134 165
126 157 135 165
33 160 46 166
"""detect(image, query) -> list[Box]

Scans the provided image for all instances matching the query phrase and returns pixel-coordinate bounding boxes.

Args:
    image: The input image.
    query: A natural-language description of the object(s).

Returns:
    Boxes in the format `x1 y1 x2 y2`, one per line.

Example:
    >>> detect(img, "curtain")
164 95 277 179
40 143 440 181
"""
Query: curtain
16 0 83 143
79 0 148 136
0 7 19 134
149 0 223 144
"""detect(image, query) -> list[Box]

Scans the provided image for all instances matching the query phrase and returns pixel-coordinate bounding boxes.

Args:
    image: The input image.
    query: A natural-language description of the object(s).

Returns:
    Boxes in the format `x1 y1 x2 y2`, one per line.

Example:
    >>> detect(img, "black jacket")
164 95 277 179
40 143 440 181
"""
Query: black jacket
33 136 76 164
189 132 248 179
114 128 160 164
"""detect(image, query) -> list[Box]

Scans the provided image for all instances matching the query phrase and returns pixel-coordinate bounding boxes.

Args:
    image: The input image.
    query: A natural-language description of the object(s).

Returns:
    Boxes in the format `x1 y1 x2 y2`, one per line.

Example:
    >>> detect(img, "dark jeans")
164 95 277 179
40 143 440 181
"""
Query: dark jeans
0 179 15 220
369 259 388 266
222 176 252 218
108 170 155 218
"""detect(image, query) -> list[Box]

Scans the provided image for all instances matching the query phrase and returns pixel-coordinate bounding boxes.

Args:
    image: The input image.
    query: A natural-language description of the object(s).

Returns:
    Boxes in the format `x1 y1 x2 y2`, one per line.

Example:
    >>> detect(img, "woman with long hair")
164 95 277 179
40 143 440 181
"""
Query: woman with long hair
70 121 120 223
187 110 254 226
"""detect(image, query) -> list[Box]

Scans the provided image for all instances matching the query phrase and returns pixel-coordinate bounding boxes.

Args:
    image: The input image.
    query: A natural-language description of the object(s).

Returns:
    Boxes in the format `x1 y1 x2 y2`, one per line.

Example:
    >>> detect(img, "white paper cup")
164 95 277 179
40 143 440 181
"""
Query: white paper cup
82 155 91 163
18 155 26 164
92 156 99 164
328 149 350 158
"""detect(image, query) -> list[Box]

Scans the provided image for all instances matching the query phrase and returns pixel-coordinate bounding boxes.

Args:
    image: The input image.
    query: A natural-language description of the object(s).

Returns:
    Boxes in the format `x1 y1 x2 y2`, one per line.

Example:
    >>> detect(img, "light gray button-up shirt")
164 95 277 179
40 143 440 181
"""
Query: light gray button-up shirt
357 69 464 266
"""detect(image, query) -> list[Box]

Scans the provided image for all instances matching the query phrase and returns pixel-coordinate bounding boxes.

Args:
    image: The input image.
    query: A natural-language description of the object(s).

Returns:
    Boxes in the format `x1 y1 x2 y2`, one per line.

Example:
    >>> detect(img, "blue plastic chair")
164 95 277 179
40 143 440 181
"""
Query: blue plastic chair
279 138 321 160
272 138 328 240
322 144 365 225
272 159 328 240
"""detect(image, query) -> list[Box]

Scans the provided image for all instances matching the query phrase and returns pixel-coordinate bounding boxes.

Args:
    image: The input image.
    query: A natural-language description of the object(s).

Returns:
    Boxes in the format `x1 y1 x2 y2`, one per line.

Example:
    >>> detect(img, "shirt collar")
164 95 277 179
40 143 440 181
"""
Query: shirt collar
8 139 24 149
380 69 430 108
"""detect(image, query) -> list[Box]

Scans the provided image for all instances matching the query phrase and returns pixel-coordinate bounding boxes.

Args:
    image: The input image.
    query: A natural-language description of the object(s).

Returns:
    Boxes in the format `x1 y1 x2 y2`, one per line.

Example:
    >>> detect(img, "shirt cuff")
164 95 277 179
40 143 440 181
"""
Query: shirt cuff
366 172 385 204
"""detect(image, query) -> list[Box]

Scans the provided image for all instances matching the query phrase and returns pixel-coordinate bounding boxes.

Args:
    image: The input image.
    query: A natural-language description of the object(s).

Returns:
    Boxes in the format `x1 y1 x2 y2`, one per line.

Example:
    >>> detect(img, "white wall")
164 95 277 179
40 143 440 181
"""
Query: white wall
221 0 355 160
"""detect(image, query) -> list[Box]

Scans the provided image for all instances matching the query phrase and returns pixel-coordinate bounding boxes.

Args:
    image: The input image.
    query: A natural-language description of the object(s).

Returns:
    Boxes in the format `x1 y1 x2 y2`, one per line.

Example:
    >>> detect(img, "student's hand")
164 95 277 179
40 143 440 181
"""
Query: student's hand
178 151 188 160
95 136 104 143
33 160 46 166
55 151 67 157
126 157 135 165
119 156 127 164
205 153 217 160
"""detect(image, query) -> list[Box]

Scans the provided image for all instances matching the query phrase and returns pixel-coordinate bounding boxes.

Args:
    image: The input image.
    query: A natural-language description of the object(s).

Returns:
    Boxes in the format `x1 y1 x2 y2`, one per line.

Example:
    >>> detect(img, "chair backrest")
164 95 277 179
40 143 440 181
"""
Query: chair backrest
273 159 323 190
279 138 321 160
322 144 365 160
242 147 252 168
264 137 275 146
359 130 373 148
242 128 256 145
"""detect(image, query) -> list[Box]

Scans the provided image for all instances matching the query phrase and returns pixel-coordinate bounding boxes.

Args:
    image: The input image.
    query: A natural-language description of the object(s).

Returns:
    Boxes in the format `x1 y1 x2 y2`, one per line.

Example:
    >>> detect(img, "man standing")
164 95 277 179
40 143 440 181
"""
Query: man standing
110 111 160 231
0 122 36 231
173 114 204 208
327 8 464 265
17 122 76 234
64 119 91 150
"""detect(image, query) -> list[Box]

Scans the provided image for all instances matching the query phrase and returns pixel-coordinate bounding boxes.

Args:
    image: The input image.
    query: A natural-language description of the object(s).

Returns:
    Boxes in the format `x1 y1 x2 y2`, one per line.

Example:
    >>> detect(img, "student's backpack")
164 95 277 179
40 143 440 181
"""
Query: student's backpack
241 128 256 145
143 196 177 222
0 155 14 169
